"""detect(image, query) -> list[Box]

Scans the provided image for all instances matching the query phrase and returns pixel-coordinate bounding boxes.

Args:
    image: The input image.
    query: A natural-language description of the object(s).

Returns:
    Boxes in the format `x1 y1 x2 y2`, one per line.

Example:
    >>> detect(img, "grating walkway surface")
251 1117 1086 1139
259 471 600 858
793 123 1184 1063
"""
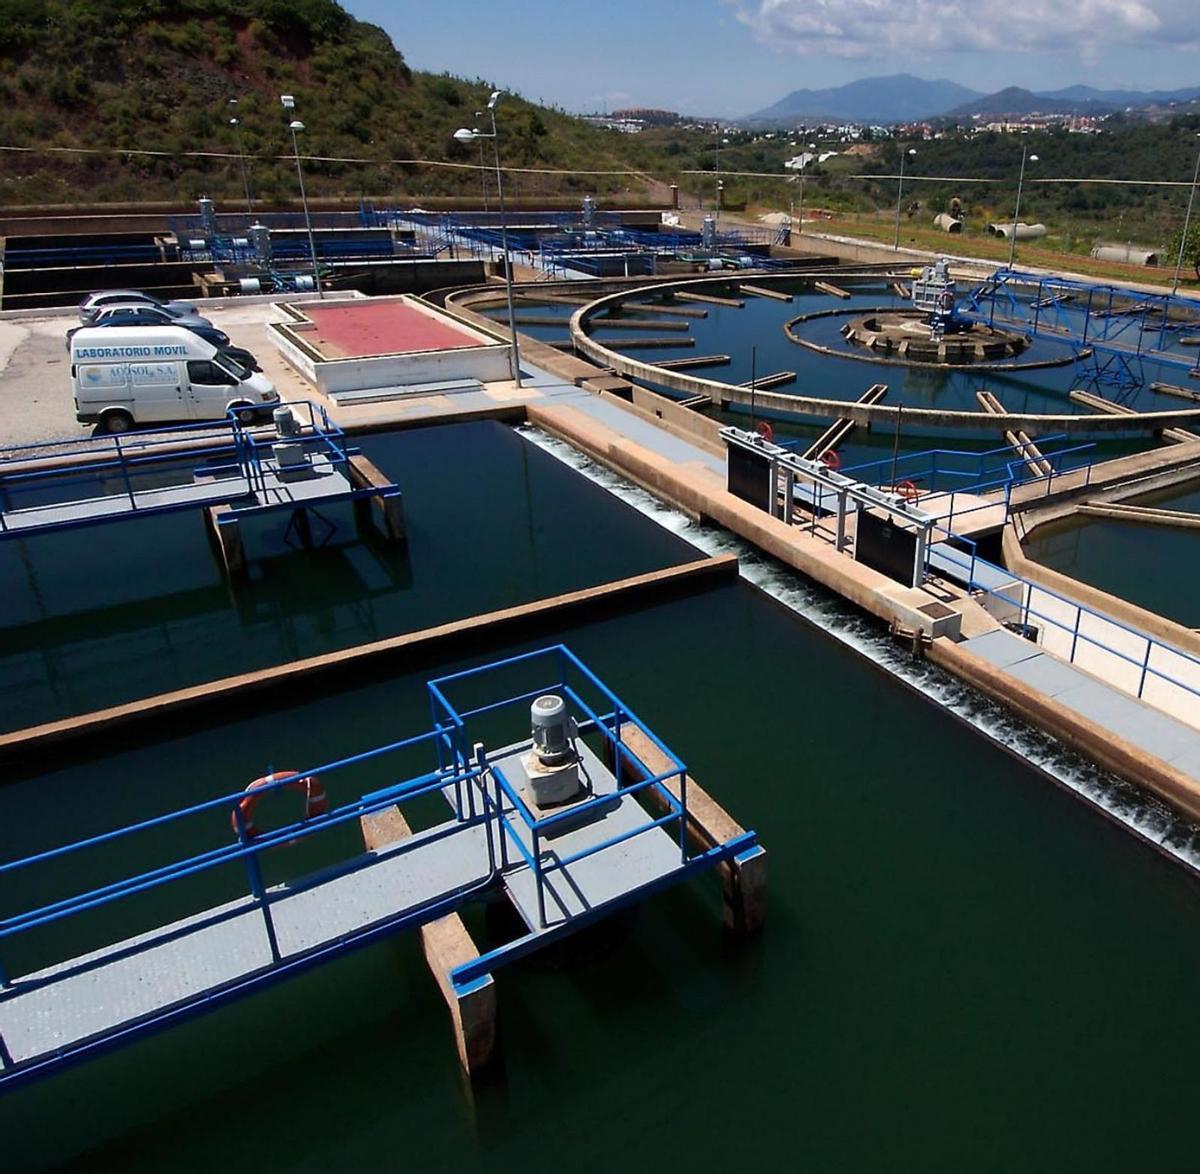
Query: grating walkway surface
0 821 492 1068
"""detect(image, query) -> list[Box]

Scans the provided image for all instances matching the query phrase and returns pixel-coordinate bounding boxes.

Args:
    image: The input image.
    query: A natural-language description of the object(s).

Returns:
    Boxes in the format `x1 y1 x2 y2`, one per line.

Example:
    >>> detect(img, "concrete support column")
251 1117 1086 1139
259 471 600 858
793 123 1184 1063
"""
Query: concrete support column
360 806 497 1076
208 508 245 578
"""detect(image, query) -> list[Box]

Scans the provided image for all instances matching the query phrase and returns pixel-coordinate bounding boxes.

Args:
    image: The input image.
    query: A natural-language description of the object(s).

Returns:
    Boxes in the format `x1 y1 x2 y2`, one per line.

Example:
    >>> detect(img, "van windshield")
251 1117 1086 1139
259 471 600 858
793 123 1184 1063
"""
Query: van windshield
215 355 248 381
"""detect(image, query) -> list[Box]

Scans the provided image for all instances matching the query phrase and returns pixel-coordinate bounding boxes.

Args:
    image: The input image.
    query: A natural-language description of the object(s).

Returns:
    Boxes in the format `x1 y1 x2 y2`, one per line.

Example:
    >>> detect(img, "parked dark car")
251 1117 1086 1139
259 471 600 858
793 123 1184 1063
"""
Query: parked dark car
66 316 227 351
78 289 200 323
220 345 261 372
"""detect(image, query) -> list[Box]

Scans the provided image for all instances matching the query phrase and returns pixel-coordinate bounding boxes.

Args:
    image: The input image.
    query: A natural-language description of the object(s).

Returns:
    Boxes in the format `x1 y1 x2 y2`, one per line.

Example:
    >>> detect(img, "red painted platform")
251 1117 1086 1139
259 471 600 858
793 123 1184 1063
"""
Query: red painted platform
304 301 485 359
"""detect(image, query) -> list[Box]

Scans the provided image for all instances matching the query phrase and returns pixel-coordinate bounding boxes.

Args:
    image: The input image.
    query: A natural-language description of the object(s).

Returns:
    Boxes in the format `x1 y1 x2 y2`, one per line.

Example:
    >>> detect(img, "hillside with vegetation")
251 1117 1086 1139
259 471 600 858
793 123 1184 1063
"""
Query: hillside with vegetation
0 0 663 207
1 0 1198 279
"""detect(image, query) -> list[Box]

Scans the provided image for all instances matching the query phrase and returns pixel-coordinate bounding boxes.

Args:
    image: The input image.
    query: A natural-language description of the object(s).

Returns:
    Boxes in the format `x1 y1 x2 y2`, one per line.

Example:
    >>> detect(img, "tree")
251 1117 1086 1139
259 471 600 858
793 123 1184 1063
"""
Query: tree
1167 221 1200 282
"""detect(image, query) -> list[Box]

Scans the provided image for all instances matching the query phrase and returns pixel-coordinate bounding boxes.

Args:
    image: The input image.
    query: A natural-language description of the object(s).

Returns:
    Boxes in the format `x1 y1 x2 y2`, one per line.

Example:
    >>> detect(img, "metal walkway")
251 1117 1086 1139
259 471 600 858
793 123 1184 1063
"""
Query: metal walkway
0 403 392 541
0 647 757 1089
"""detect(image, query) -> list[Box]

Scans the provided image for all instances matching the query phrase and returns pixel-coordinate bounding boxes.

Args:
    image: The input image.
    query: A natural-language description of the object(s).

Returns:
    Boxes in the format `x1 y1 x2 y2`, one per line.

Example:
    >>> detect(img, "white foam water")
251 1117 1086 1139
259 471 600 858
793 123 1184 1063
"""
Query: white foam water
519 424 1200 872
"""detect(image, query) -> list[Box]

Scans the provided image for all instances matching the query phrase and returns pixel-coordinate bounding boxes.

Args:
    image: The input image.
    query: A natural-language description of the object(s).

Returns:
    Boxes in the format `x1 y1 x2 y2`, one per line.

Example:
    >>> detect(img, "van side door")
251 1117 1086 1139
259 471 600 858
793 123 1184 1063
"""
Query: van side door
125 361 184 422
184 359 239 420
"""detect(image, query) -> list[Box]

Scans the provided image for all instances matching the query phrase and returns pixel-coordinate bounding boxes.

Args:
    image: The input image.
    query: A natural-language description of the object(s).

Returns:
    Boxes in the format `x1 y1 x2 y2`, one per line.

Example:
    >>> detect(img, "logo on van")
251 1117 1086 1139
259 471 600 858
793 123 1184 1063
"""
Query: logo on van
75 344 189 359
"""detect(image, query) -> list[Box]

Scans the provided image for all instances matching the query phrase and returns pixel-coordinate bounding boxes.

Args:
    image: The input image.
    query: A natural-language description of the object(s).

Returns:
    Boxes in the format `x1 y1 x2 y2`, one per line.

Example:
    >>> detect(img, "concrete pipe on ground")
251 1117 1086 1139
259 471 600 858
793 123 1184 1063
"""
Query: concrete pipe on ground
1090 244 1160 266
987 222 1047 240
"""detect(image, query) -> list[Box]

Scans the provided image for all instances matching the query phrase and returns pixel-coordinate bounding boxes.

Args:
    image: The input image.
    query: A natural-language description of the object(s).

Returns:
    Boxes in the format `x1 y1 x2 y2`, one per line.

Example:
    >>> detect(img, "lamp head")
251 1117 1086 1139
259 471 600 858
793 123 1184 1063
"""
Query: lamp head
229 117 239 126
289 120 304 132
1030 154 1039 163
280 94 295 110
487 90 502 110
907 148 917 156
454 128 479 143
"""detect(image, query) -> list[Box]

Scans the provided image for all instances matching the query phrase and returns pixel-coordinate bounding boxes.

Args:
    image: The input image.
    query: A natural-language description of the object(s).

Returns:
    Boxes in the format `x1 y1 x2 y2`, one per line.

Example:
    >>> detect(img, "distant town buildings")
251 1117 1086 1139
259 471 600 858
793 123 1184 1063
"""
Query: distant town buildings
582 108 681 134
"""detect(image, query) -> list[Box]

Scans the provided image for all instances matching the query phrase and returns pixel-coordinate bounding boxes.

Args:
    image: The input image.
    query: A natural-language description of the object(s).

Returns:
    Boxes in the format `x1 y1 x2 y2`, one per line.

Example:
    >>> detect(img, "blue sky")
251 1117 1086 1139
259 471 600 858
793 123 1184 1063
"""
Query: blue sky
348 1 1199 117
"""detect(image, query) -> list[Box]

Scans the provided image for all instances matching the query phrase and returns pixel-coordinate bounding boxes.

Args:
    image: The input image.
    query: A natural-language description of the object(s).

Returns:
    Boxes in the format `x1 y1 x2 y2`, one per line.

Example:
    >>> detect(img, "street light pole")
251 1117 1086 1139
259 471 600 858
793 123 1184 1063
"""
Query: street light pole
280 95 323 299
893 147 916 250
455 92 522 388
288 120 323 298
797 141 816 236
228 100 253 217
1171 133 1200 295
1008 143 1039 271
478 136 490 214
714 131 729 221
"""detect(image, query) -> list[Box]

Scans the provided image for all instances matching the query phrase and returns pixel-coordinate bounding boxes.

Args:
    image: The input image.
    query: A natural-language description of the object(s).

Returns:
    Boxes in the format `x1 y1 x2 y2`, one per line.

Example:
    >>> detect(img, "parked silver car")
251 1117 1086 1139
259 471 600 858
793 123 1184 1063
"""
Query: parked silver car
78 289 199 324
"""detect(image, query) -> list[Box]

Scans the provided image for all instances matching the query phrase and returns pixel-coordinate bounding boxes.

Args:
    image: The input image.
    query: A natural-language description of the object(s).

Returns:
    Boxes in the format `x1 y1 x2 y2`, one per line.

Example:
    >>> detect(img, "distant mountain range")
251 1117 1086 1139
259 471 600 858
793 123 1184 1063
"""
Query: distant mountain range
743 74 1200 125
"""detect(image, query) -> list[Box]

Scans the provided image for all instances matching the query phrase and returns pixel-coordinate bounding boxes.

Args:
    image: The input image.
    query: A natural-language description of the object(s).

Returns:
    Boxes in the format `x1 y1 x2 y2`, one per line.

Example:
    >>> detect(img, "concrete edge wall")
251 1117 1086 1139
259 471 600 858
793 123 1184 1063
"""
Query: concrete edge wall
0 554 738 767
1002 522 1200 661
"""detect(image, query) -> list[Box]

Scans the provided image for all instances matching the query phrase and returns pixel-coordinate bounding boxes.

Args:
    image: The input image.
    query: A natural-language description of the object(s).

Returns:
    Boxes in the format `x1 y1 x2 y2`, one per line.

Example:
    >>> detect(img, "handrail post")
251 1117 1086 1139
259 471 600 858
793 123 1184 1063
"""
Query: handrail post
1138 642 1153 699
114 434 137 511
678 767 688 863
234 805 281 963
475 743 494 873
1070 607 1082 662
533 827 546 928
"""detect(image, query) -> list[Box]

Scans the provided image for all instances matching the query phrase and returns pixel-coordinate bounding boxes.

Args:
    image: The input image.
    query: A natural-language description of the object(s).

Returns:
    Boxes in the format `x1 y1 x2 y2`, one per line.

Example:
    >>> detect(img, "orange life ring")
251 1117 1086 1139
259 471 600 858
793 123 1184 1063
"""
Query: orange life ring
895 480 920 503
820 449 841 472
231 770 327 840
755 420 774 443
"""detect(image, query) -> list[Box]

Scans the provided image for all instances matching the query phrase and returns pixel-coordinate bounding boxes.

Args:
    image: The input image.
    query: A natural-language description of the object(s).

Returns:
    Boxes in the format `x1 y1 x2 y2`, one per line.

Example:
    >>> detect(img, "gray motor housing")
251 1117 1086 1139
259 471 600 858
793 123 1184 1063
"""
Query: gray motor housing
531 694 574 765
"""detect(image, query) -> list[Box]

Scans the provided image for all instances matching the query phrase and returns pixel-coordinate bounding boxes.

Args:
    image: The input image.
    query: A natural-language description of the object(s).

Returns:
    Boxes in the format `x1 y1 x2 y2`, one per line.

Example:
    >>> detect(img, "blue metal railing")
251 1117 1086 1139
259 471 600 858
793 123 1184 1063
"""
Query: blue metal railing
0 648 757 1083
0 417 252 534
0 402 353 536
930 543 1200 714
0 724 491 993
0 647 715 989
836 439 1097 535
234 399 348 498
427 645 692 929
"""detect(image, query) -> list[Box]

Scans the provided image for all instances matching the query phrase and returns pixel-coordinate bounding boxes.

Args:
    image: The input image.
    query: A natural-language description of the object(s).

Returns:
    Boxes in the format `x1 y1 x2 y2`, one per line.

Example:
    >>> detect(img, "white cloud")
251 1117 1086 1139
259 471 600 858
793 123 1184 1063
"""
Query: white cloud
731 0 1195 59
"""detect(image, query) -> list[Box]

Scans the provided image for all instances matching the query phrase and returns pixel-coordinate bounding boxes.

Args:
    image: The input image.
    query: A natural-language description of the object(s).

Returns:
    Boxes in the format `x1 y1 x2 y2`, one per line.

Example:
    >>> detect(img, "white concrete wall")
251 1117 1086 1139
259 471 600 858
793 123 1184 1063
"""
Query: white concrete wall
313 343 512 394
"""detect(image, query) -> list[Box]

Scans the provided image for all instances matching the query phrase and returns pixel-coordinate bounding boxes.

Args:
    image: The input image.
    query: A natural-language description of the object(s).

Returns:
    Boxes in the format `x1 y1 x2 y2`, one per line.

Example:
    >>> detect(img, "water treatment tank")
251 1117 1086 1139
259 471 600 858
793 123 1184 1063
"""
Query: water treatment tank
582 194 597 229
701 215 717 250
249 222 272 263
531 695 572 765
198 196 217 238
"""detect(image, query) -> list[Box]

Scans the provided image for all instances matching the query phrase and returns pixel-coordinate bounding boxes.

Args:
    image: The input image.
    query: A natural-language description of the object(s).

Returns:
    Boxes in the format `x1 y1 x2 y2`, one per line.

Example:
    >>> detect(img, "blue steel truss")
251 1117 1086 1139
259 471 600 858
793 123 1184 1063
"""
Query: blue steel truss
961 268 1200 394
0 646 757 1089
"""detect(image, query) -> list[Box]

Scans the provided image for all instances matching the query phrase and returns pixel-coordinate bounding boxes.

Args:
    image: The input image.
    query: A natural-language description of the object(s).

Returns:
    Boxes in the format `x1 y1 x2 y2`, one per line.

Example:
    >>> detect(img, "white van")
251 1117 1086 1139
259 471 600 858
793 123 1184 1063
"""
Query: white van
71 326 279 432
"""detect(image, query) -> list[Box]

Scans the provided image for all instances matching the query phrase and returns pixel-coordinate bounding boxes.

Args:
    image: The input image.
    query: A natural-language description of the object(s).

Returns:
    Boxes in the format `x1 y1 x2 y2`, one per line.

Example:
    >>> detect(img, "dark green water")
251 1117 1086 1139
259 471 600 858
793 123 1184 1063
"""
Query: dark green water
0 422 698 733
3 581 1200 1171
1025 479 1200 627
